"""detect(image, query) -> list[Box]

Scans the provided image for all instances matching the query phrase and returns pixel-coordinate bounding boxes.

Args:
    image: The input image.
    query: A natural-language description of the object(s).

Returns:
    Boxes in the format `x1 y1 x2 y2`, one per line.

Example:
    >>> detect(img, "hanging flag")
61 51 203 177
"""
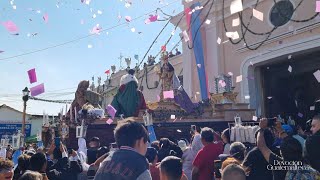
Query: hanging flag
161 45 166 52
30 83 45 96
27 68 37 84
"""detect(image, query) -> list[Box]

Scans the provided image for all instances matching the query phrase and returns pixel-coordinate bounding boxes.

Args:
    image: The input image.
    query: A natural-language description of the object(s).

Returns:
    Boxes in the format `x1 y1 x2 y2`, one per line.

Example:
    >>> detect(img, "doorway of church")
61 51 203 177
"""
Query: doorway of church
260 50 320 129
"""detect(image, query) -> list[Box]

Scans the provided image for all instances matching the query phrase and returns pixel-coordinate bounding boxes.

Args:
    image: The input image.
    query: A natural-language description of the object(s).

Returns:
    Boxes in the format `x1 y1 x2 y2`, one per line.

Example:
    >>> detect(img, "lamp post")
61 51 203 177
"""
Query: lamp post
22 87 30 138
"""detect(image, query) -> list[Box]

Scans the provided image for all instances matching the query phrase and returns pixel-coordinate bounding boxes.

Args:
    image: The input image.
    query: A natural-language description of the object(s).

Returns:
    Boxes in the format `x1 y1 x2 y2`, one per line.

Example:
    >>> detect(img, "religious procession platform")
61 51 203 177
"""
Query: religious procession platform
66 93 255 148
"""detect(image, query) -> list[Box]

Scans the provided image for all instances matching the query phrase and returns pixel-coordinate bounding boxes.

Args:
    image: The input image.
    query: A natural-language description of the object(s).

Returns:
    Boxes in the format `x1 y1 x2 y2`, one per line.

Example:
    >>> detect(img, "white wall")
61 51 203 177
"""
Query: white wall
0 106 42 136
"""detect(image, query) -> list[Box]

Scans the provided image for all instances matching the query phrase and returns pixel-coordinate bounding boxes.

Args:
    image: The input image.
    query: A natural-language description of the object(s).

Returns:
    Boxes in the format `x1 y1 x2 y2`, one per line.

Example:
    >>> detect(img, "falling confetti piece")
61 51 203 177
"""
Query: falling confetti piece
43 13 49 23
230 0 243 14
197 64 201 68
2 21 18 33
252 116 258 121
177 129 182 133
171 30 175 35
226 31 239 40
313 70 320 82
106 118 113 125
85 0 91 5
217 37 221 44
252 8 264 21
232 18 240 26
131 27 136 32
245 95 250 99
298 113 303 118
171 115 176 119
144 19 151 24
310 106 315 111
88 44 93 48
205 19 211 24
236 75 242 83
267 96 273 99
92 14 97 18
125 16 132 22
97 10 103 14
228 72 233 76
12 5 17 10
288 65 292 73
288 55 292 59
90 24 102 34
250 61 254 66
36 10 41 14
219 80 226 87
148 14 159 22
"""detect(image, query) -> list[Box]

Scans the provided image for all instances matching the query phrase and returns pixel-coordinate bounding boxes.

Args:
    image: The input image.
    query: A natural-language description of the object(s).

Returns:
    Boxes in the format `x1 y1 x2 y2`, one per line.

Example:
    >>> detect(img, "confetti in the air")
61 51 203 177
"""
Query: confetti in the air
171 115 176 119
106 118 113 125
217 37 221 44
228 72 233 76
92 14 97 18
288 65 292 73
313 70 320 82
245 95 250 99
205 19 211 24
253 8 264 21
310 106 315 111
87 44 93 48
232 18 240 26
267 96 273 99
177 129 182 133
288 55 292 59
125 16 132 22
230 0 243 14
131 28 136 32
43 13 49 23
197 64 201 68
97 10 103 14
2 21 18 33
219 80 226 87
236 75 243 83
252 116 258 121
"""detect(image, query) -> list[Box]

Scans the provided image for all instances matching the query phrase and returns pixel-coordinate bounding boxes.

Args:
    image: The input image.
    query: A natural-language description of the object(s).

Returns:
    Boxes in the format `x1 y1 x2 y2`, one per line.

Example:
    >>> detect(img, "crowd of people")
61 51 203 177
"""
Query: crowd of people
1 115 320 180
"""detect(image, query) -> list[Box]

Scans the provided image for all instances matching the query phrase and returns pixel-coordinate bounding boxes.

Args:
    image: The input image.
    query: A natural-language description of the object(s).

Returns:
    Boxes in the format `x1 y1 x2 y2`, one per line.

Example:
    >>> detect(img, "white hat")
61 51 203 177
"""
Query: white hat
120 74 138 86
178 140 187 151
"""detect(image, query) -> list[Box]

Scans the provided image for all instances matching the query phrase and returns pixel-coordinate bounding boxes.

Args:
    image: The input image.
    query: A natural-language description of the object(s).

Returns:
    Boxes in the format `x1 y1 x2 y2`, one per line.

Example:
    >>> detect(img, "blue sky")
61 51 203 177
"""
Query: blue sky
0 0 183 115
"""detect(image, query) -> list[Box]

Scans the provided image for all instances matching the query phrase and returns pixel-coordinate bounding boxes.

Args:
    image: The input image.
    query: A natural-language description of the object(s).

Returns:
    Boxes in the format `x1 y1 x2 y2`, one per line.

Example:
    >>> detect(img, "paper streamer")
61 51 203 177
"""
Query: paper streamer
27 68 37 84
30 83 45 96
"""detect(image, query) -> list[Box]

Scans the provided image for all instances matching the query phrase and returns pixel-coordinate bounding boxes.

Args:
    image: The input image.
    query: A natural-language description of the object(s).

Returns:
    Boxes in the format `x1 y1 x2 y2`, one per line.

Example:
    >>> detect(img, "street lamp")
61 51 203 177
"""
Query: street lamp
22 87 30 139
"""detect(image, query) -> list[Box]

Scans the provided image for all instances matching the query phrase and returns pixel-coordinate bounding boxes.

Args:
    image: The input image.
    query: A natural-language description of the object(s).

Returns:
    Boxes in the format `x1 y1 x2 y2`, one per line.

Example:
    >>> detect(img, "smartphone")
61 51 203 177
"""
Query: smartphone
191 125 196 133
67 148 73 155
214 160 222 178
267 118 277 127
54 137 60 147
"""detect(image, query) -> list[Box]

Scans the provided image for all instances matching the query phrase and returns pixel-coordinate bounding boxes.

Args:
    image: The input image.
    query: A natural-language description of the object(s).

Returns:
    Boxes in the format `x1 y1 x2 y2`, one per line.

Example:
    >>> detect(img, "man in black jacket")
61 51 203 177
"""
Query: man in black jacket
47 144 83 180
94 118 151 180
